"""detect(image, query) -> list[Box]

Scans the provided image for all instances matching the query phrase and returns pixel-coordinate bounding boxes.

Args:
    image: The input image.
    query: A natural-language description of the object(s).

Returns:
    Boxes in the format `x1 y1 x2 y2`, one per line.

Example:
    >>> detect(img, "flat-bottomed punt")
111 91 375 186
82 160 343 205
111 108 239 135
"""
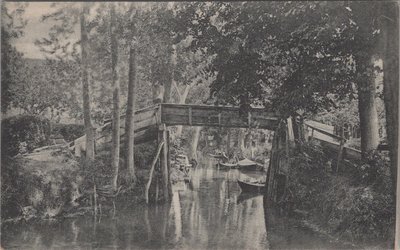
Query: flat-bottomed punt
237 158 263 171
237 179 266 193
217 162 238 170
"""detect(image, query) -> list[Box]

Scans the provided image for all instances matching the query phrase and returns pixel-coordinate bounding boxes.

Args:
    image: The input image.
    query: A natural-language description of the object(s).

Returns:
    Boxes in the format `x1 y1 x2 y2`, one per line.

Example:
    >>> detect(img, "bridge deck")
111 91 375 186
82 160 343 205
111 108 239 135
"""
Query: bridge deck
160 103 279 130
72 103 280 154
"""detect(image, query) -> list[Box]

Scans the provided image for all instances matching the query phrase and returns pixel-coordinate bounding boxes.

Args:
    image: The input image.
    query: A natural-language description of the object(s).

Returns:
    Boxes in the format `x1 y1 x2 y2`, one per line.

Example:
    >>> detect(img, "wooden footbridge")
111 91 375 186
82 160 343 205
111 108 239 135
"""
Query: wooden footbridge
72 103 360 204
73 103 280 155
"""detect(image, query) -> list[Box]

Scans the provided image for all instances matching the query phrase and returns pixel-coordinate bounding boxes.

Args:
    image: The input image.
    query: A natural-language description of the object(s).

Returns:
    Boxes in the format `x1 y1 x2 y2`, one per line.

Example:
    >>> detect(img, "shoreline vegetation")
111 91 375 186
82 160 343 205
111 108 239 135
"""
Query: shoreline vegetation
285 142 394 248
1 116 394 249
2 2 398 248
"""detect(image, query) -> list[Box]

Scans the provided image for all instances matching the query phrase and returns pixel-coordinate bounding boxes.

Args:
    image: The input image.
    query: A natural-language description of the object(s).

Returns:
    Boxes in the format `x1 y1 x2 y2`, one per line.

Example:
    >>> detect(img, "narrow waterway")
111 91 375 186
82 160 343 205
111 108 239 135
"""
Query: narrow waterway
2 158 352 249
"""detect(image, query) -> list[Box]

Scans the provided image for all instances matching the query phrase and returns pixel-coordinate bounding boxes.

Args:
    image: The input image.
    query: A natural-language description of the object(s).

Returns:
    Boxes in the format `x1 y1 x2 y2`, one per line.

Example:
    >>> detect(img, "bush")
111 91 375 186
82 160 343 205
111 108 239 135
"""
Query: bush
1 115 51 157
287 142 330 210
287 142 395 244
134 141 157 169
1 156 26 218
1 149 83 219
340 187 394 241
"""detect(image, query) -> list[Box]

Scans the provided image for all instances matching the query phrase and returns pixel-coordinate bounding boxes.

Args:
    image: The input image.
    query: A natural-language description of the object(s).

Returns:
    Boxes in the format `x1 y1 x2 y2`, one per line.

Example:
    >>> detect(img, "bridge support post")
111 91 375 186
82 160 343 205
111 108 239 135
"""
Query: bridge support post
266 120 292 204
159 124 171 202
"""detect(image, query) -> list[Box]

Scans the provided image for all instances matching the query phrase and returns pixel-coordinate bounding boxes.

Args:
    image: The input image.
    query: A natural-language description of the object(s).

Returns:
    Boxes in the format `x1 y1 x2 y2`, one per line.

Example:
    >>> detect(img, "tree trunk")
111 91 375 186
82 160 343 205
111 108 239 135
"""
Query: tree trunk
80 3 95 161
382 1 399 193
163 74 172 103
152 83 164 104
381 3 399 248
357 57 380 159
125 46 137 184
239 129 246 152
191 126 202 160
227 129 231 153
159 124 171 201
163 47 175 103
110 4 120 191
175 85 191 137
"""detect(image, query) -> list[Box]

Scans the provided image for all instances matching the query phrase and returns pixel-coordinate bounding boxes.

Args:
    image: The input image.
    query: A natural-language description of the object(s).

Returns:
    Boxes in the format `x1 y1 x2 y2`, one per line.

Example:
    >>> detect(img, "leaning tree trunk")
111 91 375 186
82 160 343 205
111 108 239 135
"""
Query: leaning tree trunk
80 3 95 161
357 57 380 159
110 4 120 191
125 46 137 184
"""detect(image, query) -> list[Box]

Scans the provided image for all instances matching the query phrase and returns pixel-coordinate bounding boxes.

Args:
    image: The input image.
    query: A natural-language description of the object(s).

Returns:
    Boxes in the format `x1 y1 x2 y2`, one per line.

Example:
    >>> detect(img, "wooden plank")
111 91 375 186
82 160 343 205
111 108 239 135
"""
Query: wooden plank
305 123 345 142
161 103 276 114
317 139 361 161
160 104 279 130
161 104 277 117
305 120 334 133
167 108 278 121
96 125 158 147
344 146 362 160
135 117 157 131
103 105 158 124
100 109 156 133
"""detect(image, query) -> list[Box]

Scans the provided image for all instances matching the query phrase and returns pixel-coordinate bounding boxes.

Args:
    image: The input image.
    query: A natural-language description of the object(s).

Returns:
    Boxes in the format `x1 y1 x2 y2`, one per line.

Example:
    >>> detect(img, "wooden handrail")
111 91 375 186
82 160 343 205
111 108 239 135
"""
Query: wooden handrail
304 123 346 142
145 140 165 204
103 105 159 124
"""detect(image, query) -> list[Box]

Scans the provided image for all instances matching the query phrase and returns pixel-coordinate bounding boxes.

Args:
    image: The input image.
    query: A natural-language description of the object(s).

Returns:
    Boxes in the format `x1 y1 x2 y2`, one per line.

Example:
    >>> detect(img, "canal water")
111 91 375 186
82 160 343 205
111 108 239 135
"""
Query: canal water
2 158 353 249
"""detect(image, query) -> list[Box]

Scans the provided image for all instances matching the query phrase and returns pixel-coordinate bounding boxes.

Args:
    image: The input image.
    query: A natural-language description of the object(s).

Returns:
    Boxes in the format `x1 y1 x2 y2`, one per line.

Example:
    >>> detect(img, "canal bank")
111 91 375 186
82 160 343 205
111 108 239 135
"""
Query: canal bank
2 160 363 250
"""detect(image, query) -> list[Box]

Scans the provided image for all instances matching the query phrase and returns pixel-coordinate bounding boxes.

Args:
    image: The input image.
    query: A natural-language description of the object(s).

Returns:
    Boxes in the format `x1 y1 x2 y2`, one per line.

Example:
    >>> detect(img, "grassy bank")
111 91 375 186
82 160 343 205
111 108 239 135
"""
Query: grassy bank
284 141 395 248
1 146 84 221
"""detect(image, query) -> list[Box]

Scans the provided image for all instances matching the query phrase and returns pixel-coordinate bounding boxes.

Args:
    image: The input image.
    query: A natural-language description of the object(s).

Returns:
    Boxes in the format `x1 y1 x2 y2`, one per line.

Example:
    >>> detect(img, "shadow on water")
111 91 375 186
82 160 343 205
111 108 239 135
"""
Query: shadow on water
263 197 358 250
2 159 355 249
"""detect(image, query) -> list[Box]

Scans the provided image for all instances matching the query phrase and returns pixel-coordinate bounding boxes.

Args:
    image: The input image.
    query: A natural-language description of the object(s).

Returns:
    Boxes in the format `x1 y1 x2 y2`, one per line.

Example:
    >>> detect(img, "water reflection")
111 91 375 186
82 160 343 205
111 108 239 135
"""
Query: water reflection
2 160 349 249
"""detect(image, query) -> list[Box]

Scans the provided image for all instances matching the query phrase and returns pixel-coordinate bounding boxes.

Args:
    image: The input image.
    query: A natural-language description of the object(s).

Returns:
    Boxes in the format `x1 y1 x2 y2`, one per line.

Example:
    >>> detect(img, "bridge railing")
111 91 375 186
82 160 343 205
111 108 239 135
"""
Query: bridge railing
160 103 279 130
303 121 361 171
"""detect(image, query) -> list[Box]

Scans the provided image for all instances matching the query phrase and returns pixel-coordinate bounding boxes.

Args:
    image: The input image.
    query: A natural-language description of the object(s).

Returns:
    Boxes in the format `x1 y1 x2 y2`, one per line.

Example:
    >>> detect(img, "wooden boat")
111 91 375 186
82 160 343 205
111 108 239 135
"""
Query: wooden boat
237 179 266 193
209 152 228 160
237 158 261 171
217 162 237 170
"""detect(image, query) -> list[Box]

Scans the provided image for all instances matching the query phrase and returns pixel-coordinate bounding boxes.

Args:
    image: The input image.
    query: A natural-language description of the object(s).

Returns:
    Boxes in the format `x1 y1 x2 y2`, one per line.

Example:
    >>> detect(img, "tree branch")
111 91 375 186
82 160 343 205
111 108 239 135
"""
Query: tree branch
172 80 182 99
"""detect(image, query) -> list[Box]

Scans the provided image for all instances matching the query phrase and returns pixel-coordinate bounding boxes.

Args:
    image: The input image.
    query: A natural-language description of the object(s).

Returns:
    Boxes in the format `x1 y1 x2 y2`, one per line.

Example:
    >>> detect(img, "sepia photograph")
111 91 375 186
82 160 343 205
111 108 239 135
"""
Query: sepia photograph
1 1 399 249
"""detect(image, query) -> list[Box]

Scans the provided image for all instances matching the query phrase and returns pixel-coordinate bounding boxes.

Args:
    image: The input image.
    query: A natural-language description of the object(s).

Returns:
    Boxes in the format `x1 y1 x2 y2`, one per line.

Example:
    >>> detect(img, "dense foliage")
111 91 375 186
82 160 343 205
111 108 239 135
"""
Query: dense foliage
287 142 394 244
51 123 85 142
1 3 397 244
1 115 51 157
1 4 26 112
1 150 82 220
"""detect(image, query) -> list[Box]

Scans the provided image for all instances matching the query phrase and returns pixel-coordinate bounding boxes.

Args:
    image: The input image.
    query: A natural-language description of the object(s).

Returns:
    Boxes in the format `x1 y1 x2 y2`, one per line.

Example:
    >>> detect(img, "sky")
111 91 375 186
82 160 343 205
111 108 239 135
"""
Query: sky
6 2 155 59
6 2 80 59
